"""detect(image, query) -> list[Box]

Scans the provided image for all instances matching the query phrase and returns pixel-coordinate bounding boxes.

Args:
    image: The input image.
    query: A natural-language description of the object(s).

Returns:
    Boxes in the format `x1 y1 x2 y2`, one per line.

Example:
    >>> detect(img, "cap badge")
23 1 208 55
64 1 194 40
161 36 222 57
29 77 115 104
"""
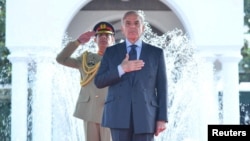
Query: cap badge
100 24 107 30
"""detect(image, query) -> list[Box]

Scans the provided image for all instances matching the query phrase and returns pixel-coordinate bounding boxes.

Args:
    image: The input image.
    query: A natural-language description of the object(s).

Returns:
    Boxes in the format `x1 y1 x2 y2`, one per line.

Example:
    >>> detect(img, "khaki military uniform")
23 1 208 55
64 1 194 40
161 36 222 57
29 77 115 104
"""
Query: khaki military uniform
56 41 111 141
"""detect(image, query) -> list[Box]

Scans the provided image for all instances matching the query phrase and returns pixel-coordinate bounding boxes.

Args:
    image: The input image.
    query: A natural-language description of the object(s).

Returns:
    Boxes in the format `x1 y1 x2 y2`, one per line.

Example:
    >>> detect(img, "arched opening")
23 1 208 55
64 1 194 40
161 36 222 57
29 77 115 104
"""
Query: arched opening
66 0 185 43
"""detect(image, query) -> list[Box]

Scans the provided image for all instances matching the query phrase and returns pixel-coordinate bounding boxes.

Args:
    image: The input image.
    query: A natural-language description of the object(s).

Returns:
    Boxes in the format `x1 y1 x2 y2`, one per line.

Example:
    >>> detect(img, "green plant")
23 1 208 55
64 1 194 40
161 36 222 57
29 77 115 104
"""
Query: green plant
0 0 10 85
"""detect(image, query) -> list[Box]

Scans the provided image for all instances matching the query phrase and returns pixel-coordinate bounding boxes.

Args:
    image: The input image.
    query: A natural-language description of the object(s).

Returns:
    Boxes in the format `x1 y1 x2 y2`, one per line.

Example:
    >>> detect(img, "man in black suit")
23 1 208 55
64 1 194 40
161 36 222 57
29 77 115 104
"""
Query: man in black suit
94 10 168 141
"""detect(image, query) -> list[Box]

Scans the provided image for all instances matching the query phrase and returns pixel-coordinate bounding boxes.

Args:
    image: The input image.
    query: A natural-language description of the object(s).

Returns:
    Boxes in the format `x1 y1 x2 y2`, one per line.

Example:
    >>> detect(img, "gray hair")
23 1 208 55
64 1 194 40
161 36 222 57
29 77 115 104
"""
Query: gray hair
121 10 145 25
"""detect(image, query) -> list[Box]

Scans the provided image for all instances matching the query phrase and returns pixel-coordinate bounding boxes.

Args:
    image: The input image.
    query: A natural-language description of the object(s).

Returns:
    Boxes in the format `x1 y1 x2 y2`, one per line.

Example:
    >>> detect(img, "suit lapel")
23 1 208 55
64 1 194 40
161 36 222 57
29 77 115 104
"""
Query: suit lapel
117 42 127 62
139 42 149 61
133 42 149 85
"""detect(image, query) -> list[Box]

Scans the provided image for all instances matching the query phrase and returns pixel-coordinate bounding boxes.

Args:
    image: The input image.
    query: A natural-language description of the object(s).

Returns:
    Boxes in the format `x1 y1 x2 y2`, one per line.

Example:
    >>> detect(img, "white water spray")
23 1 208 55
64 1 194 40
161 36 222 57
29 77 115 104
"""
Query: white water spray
26 24 220 141
4 12 220 140
142 23 219 141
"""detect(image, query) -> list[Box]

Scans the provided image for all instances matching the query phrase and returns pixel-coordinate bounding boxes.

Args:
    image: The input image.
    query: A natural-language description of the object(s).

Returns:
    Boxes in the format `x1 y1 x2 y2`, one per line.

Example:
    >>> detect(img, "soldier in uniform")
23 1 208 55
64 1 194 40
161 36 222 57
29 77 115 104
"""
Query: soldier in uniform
56 21 115 141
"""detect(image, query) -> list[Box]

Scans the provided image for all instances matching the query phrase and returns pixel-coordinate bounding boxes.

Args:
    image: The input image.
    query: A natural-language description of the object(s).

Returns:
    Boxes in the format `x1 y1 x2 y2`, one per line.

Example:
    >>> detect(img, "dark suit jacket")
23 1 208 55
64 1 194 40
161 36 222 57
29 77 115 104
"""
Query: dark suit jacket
94 41 168 134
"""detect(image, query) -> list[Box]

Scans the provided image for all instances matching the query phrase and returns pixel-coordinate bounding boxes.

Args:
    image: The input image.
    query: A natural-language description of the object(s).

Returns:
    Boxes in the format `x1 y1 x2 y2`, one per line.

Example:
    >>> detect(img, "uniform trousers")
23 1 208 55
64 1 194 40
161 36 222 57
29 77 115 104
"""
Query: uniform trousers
84 120 112 141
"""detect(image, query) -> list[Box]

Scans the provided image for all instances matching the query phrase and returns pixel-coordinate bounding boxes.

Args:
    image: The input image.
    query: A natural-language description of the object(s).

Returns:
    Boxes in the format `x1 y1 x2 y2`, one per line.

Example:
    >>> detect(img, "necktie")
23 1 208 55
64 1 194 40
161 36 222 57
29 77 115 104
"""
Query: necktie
128 45 137 84
129 45 137 60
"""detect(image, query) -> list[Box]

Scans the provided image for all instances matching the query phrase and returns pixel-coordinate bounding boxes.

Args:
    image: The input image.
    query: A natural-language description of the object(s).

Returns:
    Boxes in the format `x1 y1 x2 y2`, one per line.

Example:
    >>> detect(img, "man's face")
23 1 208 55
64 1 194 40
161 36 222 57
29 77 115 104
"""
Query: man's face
121 14 144 43
95 33 114 48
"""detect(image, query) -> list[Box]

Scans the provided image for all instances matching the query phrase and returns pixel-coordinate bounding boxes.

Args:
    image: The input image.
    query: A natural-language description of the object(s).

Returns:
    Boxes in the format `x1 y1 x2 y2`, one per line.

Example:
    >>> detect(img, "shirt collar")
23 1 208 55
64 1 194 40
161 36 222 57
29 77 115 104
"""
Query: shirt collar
126 39 142 49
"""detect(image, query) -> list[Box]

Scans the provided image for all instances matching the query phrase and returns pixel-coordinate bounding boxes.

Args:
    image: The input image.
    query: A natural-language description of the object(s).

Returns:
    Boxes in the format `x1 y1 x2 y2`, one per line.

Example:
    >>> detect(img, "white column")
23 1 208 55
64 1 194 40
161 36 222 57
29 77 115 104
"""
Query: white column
203 56 221 124
220 56 241 124
32 51 55 141
8 54 29 141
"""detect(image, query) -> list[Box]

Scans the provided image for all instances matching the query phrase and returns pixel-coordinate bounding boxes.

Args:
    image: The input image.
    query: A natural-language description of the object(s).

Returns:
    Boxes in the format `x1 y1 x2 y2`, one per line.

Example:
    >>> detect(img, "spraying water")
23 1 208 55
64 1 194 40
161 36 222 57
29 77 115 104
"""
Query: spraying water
143 23 219 141
36 25 218 141
1 12 221 141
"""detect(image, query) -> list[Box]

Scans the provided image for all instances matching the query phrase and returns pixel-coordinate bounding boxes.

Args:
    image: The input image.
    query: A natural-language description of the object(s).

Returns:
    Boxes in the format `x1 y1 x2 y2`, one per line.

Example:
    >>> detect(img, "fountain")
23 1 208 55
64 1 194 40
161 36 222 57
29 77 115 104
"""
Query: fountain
38 24 219 141
142 24 220 141
1 12 223 141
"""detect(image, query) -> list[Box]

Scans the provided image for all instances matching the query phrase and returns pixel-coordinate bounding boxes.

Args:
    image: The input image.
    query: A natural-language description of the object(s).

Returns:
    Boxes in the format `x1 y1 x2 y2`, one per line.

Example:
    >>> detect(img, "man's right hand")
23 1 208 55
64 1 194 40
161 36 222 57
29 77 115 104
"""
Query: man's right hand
77 31 95 44
121 54 145 72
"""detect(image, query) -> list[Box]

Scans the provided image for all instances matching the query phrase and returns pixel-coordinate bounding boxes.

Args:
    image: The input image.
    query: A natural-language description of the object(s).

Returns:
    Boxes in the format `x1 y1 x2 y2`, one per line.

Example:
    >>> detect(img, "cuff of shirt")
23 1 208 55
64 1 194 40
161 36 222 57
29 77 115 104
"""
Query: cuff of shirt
118 65 125 77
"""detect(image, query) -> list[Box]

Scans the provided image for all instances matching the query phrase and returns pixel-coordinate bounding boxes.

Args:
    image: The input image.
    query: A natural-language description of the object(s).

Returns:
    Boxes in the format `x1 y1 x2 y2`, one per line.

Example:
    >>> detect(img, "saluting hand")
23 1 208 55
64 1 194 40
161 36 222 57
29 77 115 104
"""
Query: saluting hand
77 31 96 44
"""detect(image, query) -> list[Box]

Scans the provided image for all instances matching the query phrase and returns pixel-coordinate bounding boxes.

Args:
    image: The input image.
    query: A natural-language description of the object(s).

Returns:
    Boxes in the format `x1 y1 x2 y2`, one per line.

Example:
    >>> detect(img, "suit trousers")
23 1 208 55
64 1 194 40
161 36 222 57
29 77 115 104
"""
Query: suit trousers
84 120 112 141
110 108 154 141
110 129 154 141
